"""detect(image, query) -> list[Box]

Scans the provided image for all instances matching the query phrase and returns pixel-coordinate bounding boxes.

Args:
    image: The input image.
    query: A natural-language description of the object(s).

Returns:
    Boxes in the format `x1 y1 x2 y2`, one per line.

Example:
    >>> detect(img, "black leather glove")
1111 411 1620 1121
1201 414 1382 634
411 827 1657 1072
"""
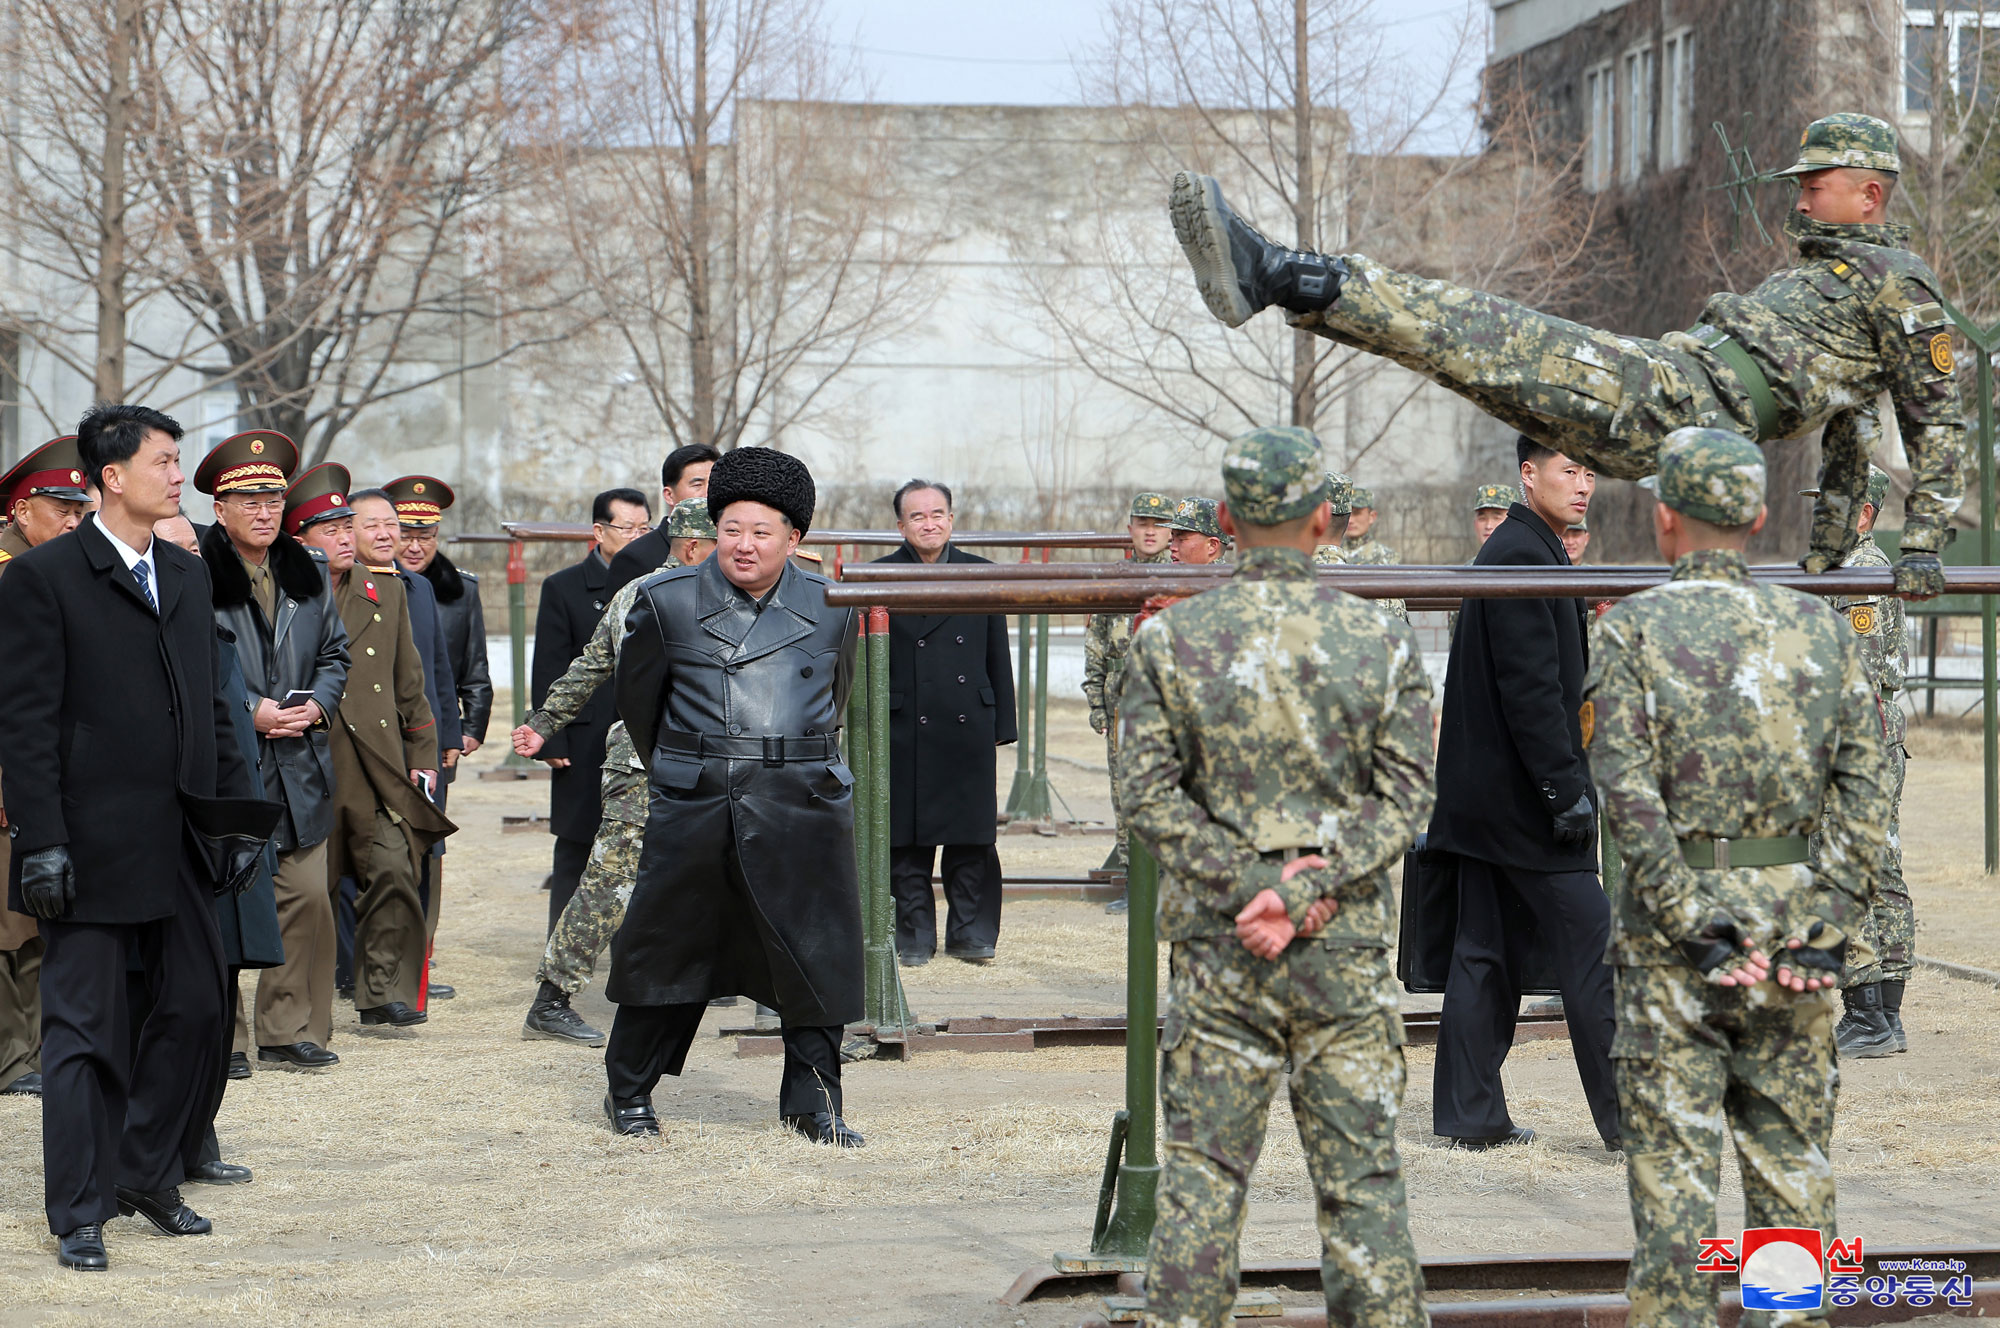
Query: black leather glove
1892 551 1945 600
19 846 75 920
1780 918 1847 975
1674 908 1753 976
1551 791 1596 848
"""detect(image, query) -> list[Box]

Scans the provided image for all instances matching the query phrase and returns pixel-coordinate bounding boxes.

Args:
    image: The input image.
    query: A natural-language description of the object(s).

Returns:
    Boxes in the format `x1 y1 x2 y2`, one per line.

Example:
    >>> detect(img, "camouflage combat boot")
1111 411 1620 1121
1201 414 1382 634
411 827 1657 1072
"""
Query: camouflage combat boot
1170 172 1344 328
1835 983 1899 1059
523 980 606 1047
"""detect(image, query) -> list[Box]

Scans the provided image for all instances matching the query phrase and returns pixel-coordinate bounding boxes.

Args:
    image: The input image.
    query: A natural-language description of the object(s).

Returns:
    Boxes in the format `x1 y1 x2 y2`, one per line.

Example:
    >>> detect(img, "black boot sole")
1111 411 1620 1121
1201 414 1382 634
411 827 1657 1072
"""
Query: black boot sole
1171 172 1258 328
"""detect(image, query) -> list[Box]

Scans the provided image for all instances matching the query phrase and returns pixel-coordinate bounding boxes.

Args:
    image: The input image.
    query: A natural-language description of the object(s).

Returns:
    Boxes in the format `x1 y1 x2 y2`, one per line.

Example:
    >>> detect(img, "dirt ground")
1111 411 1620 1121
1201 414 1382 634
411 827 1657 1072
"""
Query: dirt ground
2 699 1998 1326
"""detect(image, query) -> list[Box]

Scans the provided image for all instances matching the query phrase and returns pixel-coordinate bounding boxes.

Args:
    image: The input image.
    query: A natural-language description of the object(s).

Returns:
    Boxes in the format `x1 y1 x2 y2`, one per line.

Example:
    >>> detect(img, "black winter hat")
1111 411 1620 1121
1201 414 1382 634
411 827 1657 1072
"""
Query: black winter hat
706 447 815 535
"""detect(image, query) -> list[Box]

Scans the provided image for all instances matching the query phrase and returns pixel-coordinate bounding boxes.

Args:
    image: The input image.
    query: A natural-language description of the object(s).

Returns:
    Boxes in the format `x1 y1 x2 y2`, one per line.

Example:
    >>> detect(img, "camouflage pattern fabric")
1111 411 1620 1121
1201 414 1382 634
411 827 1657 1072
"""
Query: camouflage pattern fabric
1585 546 1889 1328
1144 937 1425 1328
1085 547 1172 867
1648 426 1768 525
1289 213 1965 560
1341 535 1399 565
1613 963 1839 1328
538 806 642 996
1116 531 1432 1328
1167 496 1223 537
1774 112 1901 177
1312 543 1406 621
1470 482 1519 512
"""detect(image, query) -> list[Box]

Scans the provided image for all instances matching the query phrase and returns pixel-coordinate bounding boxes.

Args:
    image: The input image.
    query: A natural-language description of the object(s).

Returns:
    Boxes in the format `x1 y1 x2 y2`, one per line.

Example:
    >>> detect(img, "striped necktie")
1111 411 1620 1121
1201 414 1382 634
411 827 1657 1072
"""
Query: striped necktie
132 559 157 611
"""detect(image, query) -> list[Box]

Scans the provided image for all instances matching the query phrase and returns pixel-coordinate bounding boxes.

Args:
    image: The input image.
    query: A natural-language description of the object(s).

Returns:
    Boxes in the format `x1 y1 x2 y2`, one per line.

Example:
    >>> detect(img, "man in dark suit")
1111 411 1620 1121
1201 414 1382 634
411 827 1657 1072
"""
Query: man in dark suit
605 443 718 597
532 487 651 928
0 403 258 1269
873 480 1017 964
1429 436 1619 1152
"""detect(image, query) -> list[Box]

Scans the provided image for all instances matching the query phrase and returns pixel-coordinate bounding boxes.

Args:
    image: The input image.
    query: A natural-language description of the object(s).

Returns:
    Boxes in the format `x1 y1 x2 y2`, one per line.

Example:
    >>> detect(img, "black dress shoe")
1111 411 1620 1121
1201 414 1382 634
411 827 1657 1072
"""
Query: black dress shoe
115 1186 211 1236
2 1071 43 1096
357 1002 426 1027
57 1222 107 1271
946 945 995 964
187 1159 253 1185
1170 171 1344 328
259 1041 341 1069
1441 1125 1536 1151
227 1052 252 1081
604 1094 660 1137
337 984 355 1001
427 982 456 1000
782 1111 865 1148
896 950 931 968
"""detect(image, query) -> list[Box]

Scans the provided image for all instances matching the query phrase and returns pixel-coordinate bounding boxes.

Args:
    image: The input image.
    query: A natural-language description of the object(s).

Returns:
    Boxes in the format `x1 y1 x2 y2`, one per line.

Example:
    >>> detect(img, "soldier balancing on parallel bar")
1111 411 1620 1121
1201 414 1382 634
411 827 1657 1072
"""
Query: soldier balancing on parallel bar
1171 113 1965 598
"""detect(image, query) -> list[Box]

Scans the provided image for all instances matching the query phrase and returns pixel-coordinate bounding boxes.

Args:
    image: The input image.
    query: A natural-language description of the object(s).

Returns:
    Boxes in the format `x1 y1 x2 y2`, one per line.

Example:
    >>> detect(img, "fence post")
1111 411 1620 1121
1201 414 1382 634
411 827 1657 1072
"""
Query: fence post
850 612 884 1020
1981 338 1997 874
1089 832 1160 1259
866 607 910 1032
503 538 533 768
1005 607 1035 818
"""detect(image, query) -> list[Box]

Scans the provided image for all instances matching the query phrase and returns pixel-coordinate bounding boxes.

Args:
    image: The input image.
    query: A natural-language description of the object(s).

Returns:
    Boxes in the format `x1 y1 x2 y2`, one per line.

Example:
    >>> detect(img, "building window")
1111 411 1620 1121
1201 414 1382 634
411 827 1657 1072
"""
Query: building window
1663 29 1694 168
1584 63 1614 191
1623 44 1654 183
202 387 238 447
1905 5 2000 113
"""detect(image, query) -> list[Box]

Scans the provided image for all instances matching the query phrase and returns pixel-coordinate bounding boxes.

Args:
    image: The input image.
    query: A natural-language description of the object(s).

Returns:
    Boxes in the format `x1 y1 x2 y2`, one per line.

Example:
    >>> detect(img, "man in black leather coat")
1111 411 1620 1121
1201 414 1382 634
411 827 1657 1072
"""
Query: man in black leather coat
606 448 865 1147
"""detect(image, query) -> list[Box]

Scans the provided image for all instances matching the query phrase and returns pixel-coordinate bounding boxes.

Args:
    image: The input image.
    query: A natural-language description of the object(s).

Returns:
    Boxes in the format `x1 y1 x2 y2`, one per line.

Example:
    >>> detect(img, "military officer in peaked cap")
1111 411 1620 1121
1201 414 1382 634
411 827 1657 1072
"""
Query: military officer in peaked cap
0 436 91 1099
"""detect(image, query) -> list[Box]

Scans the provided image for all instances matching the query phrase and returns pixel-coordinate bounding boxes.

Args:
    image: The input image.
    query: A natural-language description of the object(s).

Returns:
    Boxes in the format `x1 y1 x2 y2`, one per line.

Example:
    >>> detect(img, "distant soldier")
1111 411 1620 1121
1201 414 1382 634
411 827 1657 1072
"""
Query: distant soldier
1562 514 1591 565
1317 474 1406 620
1120 426 1433 1328
1449 483 1520 640
513 497 718 1046
1803 465 1913 1057
1585 428 1888 1327
1165 496 1226 565
1172 113 1965 597
1341 485 1398 565
1084 491 1175 893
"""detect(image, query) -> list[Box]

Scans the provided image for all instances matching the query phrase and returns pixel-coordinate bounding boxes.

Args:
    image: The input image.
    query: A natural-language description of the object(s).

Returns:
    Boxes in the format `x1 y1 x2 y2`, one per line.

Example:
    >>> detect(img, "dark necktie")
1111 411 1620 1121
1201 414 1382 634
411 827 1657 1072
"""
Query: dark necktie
132 560 157 611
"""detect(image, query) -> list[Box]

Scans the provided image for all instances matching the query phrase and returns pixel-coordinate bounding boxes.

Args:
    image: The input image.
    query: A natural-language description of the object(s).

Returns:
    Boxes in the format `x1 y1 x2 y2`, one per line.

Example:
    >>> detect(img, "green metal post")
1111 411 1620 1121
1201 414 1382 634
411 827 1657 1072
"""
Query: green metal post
1090 833 1160 1257
1981 345 1996 874
851 614 887 1019
1021 612 1052 821
867 607 911 1031
503 539 532 768
1004 612 1034 817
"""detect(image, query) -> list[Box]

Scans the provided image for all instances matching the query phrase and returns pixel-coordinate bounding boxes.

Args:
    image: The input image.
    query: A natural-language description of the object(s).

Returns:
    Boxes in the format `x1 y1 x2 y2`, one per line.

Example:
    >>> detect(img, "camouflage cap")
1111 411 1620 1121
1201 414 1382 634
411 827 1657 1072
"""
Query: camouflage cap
1350 484 1376 511
1568 515 1589 533
1129 492 1176 522
1799 464 1891 511
1470 482 1519 512
1323 471 1353 516
666 495 718 540
1774 112 1900 178
1649 427 1766 526
1219 426 1326 526
1167 495 1222 537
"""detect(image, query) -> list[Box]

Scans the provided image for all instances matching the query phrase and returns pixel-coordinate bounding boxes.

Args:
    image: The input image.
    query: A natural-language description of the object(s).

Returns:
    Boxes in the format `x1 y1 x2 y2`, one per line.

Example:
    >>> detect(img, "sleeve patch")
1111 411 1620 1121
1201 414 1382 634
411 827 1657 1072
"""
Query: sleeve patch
1930 331 1955 375
1849 604 1877 634
1902 302 1947 335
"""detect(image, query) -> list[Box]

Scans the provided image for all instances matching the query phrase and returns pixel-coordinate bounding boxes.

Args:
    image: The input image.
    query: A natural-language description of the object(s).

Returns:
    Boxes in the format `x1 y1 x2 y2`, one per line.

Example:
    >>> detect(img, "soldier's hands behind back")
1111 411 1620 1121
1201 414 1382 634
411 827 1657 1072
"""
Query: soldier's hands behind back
1892 551 1946 600
19 845 75 919
1235 888 1295 960
1674 907 1769 985
1088 708 1108 735
1774 919 1846 992
1551 792 1596 848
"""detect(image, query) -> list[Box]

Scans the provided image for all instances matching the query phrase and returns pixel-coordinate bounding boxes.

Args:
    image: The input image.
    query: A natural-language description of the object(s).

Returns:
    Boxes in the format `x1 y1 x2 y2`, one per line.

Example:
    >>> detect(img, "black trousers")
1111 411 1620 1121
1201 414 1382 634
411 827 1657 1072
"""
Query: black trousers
549 834 591 935
1432 855 1621 1144
333 874 358 991
126 964 232 1172
40 860 227 1232
604 1002 843 1117
889 844 1002 958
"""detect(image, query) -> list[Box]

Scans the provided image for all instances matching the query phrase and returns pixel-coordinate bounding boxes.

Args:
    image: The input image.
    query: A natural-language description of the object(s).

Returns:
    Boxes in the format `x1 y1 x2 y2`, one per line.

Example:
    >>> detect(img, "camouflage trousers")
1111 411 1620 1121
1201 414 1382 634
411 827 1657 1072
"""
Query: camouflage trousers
1293 256 1749 482
537 770 645 997
1145 936 1425 1328
1106 728 1130 870
1613 964 1839 1328
1844 747 1912 987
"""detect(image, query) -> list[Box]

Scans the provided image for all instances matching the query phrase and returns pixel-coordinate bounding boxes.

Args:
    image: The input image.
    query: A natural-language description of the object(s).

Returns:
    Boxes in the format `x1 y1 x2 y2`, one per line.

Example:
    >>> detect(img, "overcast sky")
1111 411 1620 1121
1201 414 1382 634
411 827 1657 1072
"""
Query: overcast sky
816 0 1489 151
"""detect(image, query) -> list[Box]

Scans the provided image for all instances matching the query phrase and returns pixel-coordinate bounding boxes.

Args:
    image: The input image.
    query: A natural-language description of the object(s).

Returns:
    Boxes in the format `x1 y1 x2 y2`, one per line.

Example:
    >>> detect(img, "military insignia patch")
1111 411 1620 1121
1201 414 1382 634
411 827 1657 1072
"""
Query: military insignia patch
1579 699 1594 749
249 438 265 454
1931 331 1954 375
1849 605 1876 634
363 578 378 603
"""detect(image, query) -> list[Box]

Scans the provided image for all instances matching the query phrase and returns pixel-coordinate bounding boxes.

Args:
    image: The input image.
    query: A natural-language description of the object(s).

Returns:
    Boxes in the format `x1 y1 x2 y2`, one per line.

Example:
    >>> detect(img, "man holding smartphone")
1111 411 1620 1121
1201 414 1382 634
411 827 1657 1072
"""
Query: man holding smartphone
195 433 352 1070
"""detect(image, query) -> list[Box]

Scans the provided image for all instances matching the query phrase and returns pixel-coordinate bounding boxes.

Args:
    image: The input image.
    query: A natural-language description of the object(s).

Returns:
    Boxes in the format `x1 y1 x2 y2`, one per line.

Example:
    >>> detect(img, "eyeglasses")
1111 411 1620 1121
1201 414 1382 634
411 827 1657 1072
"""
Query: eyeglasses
597 522 652 536
226 497 286 514
400 528 439 542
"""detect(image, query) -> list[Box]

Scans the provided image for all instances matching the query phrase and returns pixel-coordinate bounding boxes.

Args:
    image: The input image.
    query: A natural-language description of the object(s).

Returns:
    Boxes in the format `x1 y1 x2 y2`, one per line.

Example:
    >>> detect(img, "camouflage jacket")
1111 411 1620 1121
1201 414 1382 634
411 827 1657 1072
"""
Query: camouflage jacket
1314 543 1407 621
1341 536 1398 566
1677 214 1964 553
1117 545 1436 943
526 559 682 823
1830 533 1906 749
1082 546 1172 717
1583 549 1889 967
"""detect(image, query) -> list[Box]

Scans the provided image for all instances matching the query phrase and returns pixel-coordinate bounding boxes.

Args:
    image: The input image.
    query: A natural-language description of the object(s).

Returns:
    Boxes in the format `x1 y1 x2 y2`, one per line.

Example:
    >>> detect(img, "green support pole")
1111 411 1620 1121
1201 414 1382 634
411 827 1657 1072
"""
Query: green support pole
1981 344 1997 874
503 539 533 768
867 607 911 1032
1004 613 1034 817
1089 833 1160 1259
851 616 888 1020
1020 612 1052 821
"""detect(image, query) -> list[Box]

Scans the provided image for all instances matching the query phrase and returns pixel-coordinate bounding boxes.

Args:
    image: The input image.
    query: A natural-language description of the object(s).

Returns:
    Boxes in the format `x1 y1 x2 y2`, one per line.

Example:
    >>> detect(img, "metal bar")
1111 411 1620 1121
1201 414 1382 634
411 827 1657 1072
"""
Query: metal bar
850 612 883 1023
1004 609 1034 817
867 606 910 1032
839 560 1864 582
1025 612 1052 820
1927 615 1940 718
1983 341 1998 874
497 520 1135 549
1090 835 1160 1258
502 539 532 768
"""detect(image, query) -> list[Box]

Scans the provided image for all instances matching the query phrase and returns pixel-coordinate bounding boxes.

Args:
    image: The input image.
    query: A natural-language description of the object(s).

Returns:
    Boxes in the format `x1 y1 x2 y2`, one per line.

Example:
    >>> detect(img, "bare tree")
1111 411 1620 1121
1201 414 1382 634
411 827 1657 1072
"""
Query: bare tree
526 0 936 455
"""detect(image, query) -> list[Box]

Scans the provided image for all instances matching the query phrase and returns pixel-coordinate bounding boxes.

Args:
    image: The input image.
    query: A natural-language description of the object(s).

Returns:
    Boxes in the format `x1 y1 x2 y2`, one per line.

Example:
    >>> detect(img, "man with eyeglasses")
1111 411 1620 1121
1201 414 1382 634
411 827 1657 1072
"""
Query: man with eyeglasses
531 487 653 929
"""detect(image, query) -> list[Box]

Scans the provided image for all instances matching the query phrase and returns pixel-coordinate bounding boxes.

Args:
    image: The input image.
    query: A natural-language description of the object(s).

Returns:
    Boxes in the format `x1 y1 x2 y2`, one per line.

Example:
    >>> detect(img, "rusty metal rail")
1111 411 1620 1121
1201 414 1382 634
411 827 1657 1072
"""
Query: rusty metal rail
493 521 1135 548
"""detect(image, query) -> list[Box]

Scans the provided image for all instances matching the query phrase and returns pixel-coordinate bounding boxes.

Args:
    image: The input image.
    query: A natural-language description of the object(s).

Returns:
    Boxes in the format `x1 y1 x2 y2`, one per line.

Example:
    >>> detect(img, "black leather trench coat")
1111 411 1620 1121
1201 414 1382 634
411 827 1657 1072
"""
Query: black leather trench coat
608 558 862 1023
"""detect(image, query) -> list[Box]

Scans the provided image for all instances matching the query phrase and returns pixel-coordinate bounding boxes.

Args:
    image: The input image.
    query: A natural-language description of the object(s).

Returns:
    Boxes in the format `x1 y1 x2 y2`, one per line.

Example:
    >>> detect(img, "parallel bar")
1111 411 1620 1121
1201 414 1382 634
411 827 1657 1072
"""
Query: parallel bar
502 539 533 769
497 520 1134 549
1982 341 1997 874
867 607 910 1033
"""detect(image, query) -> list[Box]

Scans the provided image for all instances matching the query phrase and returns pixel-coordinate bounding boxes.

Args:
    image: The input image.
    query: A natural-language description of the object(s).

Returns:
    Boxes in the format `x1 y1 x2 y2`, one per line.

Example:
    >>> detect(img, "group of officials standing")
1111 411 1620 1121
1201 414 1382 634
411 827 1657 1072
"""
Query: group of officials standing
0 407 489 1270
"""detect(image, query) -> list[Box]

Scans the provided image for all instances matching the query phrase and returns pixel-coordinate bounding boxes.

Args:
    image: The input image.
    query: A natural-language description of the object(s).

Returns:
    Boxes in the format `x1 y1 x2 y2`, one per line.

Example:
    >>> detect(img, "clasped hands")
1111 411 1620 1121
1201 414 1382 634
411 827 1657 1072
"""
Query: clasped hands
1234 854 1337 960
1674 905 1845 992
255 696 322 738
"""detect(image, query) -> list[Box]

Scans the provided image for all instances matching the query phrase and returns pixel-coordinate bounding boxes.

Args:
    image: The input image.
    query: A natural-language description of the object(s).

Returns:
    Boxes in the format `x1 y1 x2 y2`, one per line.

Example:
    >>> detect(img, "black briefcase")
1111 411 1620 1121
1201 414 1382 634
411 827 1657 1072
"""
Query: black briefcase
1396 837 1562 996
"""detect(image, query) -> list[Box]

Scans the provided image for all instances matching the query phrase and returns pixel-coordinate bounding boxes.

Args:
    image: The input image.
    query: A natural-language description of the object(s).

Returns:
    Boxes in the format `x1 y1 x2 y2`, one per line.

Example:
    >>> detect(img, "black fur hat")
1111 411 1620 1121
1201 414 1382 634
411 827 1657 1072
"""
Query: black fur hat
706 447 815 535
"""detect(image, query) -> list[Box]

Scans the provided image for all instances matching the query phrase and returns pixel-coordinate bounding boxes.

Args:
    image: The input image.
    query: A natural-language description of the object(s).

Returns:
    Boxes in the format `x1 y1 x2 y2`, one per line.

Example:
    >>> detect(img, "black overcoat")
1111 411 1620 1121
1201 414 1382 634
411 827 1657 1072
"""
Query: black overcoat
607 558 862 1023
424 553 492 745
400 567 462 755
1429 503 1595 873
532 548 615 843
0 517 256 924
215 632 285 969
872 543 1018 847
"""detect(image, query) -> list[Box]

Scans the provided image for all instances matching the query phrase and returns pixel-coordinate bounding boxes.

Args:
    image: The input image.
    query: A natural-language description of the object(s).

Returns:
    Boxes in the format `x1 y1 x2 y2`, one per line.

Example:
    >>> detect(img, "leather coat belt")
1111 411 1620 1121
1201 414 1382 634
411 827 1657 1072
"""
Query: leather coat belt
658 730 840 765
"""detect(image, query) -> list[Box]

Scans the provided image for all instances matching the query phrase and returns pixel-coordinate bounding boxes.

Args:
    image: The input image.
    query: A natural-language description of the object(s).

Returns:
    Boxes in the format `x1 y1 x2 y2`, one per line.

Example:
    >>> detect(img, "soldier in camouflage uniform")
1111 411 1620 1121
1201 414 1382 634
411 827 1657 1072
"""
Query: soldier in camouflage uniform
514 498 717 1046
1584 428 1889 1328
1802 466 1913 1057
1120 426 1434 1328
1448 484 1520 640
1165 495 1228 565
1340 485 1398 565
1315 473 1406 622
1086 491 1175 889
1174 114 1966 597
